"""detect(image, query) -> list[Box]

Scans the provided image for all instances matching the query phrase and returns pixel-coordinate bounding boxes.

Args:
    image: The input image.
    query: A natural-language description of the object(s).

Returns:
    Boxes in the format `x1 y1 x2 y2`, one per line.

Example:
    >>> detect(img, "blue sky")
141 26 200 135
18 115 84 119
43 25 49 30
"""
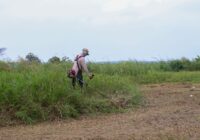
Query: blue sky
0 0 200 62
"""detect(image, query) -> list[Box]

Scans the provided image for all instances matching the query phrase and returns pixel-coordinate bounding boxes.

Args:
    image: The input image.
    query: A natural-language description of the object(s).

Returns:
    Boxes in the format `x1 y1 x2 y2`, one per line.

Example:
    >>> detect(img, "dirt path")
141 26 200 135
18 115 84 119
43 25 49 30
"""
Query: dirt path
0 83 200 140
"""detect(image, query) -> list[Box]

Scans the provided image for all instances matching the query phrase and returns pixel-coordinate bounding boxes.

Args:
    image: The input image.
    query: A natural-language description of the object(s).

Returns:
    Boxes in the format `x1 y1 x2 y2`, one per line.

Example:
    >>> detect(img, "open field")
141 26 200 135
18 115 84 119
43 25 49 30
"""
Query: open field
0 83 199 140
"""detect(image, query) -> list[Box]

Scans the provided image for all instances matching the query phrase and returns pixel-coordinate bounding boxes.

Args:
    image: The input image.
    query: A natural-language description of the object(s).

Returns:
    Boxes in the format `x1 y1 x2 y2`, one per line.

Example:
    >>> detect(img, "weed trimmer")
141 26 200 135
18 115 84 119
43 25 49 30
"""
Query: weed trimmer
77 74 94 89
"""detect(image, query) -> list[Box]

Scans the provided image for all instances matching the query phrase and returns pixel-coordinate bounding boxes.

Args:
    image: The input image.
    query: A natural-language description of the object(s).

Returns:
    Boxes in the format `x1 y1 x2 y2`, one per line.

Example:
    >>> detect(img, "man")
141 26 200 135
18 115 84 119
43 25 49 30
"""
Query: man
70 48 93 88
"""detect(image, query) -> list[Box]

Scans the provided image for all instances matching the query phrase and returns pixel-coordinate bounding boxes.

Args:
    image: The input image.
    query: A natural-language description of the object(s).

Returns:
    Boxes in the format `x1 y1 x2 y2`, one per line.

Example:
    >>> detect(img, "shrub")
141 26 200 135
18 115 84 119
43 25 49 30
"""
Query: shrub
26 53 41 63
48 56 61 63
169 60 184 72
195 55 200 62
0 62 141 125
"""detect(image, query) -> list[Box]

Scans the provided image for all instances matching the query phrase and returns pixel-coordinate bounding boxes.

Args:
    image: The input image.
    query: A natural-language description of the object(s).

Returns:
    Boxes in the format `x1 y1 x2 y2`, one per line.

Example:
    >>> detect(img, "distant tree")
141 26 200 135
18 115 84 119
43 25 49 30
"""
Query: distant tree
61 56 71 62
190 55 200 71
0 48 6 55
25 53 41 63
195 55 200 62
169 60 184 72
48 56 61 63
180 57 191 70
159 61 171 71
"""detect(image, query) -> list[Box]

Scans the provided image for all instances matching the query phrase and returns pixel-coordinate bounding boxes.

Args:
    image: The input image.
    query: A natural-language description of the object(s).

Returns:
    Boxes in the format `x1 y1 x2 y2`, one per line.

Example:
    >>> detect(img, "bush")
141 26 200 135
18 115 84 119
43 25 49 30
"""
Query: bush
2 55 200 125
0 62 141 125
189 61 200 71
169 60 184 72
26 53 41 63
48 56 61 63
195 55 200 62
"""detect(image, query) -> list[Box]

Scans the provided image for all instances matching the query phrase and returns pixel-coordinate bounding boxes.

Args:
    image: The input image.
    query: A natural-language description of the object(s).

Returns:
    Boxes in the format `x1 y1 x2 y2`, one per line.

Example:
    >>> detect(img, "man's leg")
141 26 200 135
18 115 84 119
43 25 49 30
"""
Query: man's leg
77 71 84 88
72 77 76 88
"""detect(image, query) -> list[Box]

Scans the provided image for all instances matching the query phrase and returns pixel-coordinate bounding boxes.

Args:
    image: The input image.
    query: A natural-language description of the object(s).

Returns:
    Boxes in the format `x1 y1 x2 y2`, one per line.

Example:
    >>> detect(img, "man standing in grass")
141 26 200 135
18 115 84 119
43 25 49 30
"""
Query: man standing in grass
69 48 93 88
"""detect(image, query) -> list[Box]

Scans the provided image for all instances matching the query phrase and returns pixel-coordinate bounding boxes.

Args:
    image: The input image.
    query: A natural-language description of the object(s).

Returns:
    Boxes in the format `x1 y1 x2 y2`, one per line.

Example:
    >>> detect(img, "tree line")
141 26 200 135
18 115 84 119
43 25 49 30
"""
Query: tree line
1 48 200 71
25 52 71 63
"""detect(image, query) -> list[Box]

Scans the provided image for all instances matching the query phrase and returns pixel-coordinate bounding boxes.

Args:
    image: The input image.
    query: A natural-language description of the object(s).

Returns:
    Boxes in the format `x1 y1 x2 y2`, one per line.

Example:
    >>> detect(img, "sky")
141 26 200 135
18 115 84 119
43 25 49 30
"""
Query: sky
0 0 200 62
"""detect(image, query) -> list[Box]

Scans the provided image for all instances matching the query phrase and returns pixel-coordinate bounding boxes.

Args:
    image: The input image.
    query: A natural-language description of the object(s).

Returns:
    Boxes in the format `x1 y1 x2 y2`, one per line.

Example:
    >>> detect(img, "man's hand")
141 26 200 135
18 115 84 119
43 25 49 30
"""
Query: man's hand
89 73 94 80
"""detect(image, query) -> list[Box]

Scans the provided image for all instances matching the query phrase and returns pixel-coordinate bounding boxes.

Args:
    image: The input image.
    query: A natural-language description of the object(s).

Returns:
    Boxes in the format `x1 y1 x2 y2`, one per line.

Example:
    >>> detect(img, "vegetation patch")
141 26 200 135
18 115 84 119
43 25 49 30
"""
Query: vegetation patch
1 55 200 125
0 62 141 125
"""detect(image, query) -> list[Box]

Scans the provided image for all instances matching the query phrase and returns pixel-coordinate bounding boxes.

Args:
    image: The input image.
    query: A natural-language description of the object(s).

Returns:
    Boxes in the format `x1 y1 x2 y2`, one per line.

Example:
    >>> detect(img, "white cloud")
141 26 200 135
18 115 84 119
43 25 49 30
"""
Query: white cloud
0 0 197 25
88 0 192 25
0 0 102 22
0 0 200 61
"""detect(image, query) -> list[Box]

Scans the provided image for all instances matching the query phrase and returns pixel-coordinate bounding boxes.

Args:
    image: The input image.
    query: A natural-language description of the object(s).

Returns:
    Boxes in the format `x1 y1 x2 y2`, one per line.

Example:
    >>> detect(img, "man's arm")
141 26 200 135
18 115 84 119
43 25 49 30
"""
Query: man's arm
80 58 90 75
80 58 94 79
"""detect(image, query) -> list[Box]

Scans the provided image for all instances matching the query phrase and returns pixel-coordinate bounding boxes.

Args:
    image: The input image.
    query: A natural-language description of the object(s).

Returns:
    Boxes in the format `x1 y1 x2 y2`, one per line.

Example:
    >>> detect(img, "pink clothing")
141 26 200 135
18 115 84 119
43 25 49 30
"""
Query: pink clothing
72 54 89 76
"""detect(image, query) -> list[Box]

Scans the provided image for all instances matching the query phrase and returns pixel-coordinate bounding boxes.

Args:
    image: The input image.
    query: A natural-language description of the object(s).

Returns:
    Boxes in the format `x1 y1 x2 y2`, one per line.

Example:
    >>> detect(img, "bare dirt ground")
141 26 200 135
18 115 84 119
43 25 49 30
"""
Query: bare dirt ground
0 83 200 140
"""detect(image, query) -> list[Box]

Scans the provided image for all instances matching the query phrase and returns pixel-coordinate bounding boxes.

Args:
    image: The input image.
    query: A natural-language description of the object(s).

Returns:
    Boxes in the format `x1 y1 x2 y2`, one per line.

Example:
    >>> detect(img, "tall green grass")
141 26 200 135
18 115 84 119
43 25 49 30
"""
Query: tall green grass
0 61 141 125
1 59 200 125
89 61 200 84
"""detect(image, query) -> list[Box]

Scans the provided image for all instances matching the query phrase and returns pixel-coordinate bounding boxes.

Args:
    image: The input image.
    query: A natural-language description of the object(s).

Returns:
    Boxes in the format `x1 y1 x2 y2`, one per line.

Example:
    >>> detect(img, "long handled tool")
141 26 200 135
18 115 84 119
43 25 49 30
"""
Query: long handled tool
77 74 94 88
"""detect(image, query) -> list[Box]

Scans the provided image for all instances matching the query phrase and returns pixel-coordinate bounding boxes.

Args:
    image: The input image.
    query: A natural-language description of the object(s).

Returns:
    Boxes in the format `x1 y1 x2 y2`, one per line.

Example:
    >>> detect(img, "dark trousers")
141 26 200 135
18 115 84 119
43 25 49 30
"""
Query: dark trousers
72 70 83 88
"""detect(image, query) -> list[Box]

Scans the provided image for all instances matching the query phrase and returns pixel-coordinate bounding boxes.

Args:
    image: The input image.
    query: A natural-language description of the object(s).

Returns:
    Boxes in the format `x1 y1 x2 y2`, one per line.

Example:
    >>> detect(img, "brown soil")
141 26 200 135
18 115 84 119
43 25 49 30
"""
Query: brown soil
0 83 200 140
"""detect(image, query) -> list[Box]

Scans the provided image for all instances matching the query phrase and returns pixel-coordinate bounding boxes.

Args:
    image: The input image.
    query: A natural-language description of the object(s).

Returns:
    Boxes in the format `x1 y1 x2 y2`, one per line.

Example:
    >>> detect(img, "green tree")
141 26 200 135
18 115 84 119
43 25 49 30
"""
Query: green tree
48 56 61 63
25 53 41 63
180 57 191 70
169 60 184 72
195 55 200 62
61 56 72 63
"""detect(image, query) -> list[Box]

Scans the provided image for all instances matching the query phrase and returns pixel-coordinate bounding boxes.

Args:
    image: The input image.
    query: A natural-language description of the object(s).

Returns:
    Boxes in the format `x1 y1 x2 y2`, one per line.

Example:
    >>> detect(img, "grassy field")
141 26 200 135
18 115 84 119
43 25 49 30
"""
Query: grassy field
90 61 200 84
0 61 141 125
0 59 200 125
